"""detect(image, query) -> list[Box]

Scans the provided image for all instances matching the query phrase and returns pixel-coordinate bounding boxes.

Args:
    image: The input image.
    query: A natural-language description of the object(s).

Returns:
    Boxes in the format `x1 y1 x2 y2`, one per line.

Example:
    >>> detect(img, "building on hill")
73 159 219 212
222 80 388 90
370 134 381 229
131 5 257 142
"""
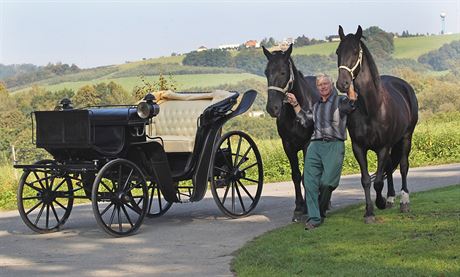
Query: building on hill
326 35 341 42
244 40 260 48
218 44 240 50
197 46 208 52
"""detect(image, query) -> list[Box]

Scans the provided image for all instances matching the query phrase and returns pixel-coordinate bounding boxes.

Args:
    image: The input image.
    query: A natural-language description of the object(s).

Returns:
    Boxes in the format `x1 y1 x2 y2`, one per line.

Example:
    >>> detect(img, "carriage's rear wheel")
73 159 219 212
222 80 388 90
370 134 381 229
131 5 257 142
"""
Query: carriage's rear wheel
210 131 263 218
92 159 148 237
146 181 172 218
17 160 73 233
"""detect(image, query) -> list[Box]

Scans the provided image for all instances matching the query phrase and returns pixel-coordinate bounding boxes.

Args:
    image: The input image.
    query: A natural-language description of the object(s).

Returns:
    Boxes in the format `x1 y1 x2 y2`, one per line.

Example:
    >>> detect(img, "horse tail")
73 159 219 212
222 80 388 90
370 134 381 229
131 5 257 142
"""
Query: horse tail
370 140 403 181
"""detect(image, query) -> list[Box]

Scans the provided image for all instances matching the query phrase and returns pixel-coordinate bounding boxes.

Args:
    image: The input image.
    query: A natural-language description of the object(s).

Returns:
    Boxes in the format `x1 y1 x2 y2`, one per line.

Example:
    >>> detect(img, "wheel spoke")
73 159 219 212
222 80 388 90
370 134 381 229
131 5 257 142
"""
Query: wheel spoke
157 188 163 211
22 196 42 200
231 181 235 213
236 146 252 168
50 203 60 223
45 204 50 229
125 202 142 215
34 203 46 225
26 200 43 215
240 162 258 172
100 180 114 193
221 181 231 205
53 199 67 211
234 181 246 213
25 182 42 193
100 202 114 216
237 179 255 202
122 169 134 191
241 177 259 184
149 186 155 211
117 205 122 232
32 171 46 190
121 205 134 228
233 136 243 167
109 204 117 226
52 178 67 192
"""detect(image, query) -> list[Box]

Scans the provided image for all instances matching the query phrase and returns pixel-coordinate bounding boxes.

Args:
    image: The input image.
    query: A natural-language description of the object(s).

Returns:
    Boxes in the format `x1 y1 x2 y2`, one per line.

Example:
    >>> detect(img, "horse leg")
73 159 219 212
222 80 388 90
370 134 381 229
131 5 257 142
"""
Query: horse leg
385 163 395 208
374 147 390 210
282 142 305 222
352 143 374 223
386 140 403 208
399 134 413 213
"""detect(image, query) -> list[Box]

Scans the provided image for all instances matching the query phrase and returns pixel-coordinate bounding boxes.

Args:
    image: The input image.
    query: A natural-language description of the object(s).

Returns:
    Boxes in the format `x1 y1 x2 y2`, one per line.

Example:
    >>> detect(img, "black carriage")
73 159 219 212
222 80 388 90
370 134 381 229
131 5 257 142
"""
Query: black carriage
14 90 263 237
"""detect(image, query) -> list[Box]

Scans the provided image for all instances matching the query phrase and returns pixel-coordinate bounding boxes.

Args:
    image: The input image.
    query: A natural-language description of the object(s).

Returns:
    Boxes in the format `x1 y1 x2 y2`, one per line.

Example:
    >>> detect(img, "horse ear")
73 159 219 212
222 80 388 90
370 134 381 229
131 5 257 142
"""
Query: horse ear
356 25 363 39
339 25 345 40
262 46 272 60
284 44 293 58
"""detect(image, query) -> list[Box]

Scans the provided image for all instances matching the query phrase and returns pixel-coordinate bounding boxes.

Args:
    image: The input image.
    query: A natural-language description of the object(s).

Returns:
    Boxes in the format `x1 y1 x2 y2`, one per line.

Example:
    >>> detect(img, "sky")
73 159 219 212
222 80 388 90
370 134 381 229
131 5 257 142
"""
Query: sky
1 0 459 68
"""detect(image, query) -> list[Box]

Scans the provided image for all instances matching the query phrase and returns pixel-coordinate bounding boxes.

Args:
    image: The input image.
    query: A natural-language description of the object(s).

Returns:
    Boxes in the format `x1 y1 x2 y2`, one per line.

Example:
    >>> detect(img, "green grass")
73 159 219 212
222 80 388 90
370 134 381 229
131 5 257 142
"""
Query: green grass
291 34 460 60
232 185 460 276
292 41 339 56
13 73 264 94
117 55 184 70
393 34 460 60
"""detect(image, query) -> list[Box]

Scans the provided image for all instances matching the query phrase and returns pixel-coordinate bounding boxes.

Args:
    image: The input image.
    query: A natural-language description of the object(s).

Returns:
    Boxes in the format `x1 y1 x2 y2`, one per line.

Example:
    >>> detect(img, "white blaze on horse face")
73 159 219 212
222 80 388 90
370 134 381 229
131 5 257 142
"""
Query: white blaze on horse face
400 190 410 204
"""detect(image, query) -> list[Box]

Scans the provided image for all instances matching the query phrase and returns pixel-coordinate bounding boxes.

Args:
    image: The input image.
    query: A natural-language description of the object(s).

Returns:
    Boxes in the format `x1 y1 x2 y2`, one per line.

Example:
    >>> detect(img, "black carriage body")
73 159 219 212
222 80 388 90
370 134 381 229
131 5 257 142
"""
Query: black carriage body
34 107 148 161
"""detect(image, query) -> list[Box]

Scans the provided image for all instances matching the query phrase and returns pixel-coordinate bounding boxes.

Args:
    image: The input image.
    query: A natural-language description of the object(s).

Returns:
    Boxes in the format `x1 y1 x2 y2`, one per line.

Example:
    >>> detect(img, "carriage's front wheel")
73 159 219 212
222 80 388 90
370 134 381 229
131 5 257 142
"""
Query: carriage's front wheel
92 159 148 237
210 131 263 218
17 160 74 233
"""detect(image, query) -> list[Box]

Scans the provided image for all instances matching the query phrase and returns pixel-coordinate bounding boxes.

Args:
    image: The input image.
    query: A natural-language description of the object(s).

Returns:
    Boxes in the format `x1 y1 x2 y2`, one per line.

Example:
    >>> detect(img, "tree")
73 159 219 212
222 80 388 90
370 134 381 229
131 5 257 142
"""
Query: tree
362 26 394 58
260 37 276 48
294 35 311 47
183 49 233 67
74 85 100 107
234 49 266 76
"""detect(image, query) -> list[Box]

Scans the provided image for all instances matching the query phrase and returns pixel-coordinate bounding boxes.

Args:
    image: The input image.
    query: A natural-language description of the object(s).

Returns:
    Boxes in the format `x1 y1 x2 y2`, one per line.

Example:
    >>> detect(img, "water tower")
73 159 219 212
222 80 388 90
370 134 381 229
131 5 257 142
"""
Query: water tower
440 12 446 34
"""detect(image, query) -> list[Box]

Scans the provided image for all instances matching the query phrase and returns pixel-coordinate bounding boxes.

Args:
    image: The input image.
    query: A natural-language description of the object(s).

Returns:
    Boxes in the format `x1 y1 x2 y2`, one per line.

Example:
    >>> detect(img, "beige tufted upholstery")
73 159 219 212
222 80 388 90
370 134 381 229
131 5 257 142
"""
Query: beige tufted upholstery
147 90 235 152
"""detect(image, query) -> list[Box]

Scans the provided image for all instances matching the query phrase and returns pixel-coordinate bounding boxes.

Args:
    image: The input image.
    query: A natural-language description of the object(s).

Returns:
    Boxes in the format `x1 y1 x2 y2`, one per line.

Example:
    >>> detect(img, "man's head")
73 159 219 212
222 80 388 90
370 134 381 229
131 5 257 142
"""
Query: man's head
316 74 333 100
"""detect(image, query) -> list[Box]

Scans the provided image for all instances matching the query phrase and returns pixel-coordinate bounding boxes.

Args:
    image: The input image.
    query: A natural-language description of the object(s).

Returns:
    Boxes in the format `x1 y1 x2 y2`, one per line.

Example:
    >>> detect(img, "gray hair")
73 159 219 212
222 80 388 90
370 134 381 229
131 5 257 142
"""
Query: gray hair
316 73 333 86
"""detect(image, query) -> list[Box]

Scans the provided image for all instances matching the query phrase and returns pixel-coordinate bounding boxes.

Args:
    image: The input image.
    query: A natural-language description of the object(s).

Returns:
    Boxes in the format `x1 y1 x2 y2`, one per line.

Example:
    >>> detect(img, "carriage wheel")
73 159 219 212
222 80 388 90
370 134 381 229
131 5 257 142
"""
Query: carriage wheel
92 159 148 237
146 181 172 218
210 131 263 218
17 160 73 233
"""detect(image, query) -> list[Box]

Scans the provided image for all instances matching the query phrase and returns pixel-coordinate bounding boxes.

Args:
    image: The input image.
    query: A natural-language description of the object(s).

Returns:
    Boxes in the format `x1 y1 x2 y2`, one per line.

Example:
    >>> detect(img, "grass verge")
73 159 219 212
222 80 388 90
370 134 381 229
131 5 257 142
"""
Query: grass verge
232 185 460 276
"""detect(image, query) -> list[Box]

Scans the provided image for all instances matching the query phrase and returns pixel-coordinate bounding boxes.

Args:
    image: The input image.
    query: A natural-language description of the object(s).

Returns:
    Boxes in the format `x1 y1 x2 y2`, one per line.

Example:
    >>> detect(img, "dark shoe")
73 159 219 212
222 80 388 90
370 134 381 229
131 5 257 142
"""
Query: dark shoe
304 222 320 230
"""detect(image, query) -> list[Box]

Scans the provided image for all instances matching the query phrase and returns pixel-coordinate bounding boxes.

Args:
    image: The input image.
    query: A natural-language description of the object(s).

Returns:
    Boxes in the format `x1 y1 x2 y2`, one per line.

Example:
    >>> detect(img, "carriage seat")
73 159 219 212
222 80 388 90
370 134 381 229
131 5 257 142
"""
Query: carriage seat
147 90 236 153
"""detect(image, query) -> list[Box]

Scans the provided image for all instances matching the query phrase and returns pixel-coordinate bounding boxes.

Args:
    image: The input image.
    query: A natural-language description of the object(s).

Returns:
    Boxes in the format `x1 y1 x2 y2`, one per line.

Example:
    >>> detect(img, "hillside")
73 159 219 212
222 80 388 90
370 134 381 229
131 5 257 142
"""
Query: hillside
5 33 460 94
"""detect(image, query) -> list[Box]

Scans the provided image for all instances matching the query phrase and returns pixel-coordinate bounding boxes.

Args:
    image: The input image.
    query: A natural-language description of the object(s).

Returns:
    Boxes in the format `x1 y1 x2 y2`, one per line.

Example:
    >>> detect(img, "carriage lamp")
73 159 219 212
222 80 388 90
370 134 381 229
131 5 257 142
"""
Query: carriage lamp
56 98 73 110
137 93 160 119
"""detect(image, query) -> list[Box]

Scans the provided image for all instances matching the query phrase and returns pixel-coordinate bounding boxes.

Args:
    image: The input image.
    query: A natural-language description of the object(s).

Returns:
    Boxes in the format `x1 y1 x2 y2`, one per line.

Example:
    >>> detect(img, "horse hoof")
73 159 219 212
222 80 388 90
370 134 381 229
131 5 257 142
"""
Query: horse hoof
400 203 411 213
364 216 376 224
375 197 386 210
292 211 305 222
385 201 394 209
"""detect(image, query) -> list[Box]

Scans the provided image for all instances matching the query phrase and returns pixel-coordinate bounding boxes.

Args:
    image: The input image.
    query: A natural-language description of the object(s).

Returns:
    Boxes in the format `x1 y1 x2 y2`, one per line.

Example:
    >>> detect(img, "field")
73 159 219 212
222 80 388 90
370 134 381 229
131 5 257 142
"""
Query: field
8 34 460 94
13 73 264 94
232 185 460 276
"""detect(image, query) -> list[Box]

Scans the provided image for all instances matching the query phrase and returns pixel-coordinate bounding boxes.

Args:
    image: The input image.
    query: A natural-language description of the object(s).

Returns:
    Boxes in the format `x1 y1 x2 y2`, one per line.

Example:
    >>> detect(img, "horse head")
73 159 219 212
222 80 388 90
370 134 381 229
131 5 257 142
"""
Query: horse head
336 25 363 95
262 44 294 118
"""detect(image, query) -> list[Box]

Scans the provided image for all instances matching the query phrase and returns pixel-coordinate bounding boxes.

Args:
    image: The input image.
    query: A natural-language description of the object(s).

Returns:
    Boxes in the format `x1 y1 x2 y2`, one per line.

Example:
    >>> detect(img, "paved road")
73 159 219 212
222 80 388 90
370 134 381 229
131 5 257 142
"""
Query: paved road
0 163 459 276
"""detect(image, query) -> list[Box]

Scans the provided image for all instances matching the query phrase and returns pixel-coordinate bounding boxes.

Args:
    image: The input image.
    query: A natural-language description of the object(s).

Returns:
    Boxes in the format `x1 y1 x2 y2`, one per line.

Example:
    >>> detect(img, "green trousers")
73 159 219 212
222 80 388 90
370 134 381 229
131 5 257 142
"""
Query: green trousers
304 140 345 225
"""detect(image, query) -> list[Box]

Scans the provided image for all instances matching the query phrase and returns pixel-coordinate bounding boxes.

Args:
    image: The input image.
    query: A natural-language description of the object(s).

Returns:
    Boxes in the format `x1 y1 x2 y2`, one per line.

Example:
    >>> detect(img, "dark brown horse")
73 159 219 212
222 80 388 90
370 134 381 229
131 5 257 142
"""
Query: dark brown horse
335 26 418 223
263 44 320 221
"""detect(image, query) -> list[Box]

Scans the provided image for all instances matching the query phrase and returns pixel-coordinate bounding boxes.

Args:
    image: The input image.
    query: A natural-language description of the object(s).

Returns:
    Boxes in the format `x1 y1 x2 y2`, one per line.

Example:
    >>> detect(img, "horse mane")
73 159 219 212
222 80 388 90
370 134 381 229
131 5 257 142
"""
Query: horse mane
359 40 381 90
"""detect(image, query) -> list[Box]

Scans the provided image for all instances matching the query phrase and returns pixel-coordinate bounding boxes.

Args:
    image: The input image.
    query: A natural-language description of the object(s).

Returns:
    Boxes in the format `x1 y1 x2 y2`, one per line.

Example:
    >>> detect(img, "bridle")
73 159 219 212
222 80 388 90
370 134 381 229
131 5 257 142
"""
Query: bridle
267 60 295 97
338 44 363 80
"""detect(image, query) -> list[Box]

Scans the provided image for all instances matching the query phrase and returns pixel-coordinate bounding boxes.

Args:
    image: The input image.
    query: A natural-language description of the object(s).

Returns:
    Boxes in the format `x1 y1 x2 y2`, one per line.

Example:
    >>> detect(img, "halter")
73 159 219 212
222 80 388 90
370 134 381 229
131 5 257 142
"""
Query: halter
338 45 363 80
267 60 295 96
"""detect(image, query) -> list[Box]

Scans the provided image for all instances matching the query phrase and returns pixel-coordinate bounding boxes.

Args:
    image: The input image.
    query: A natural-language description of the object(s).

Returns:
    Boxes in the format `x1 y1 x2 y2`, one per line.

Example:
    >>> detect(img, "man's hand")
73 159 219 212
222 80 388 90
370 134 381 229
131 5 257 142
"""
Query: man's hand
286 93 299 107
